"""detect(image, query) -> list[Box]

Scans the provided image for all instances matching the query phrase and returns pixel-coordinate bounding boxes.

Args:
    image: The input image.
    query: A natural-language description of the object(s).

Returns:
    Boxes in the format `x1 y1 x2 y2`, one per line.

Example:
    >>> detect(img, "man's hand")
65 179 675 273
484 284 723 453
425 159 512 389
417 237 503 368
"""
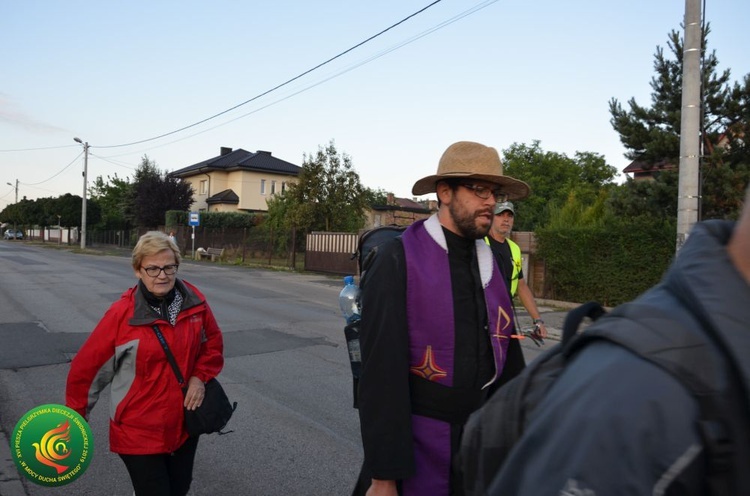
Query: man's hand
534 322 548 339
366 479 398 496
184 376 205 411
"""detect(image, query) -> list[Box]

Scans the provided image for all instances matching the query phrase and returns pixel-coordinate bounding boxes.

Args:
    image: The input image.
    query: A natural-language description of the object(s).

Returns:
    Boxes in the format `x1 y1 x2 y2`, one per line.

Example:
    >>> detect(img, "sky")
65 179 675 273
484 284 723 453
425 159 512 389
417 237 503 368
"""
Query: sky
1 0 749 210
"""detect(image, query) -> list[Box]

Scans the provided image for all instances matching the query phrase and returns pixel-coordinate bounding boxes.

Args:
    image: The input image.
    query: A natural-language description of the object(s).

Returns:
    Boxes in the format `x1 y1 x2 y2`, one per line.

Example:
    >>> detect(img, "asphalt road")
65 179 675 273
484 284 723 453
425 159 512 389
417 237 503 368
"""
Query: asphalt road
0 241 566 496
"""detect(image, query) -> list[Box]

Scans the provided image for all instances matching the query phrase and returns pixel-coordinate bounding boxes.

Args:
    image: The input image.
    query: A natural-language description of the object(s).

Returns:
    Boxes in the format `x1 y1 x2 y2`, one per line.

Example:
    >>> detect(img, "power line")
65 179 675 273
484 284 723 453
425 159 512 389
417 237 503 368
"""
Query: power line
20 151 83 186
97 0 499 161
0 144 78 153
94 0 445 149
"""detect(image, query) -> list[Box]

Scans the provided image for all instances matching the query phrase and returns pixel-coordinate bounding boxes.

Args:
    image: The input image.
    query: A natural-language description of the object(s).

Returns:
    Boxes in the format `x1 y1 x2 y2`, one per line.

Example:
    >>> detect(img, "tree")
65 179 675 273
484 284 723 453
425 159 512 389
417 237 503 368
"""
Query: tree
609 25 750 220
90 173 133 230
363 187 389 207
130 156 193 228
501 141 617 231
0 194 100 230
274 141 368 233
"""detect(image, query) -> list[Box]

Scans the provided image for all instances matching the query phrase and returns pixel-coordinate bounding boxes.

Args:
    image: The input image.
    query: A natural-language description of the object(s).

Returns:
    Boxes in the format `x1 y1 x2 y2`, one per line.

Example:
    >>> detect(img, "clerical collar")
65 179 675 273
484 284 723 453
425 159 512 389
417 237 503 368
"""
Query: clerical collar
442 226 476 260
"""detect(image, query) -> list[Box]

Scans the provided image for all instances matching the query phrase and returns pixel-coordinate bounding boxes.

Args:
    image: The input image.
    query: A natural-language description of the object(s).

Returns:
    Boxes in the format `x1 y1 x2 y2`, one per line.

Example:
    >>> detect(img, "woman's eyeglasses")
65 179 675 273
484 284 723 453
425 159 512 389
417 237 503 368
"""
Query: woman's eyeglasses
141 264 179 277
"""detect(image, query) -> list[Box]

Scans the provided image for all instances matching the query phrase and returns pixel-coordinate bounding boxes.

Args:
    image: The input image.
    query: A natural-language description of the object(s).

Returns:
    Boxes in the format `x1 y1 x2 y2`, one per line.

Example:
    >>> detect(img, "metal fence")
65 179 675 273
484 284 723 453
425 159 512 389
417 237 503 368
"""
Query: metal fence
88 226 299 268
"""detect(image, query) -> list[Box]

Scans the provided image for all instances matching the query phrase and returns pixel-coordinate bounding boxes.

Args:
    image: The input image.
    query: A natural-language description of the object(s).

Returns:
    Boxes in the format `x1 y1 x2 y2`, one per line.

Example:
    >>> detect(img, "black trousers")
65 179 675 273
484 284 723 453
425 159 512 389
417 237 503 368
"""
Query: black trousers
119 436 200 496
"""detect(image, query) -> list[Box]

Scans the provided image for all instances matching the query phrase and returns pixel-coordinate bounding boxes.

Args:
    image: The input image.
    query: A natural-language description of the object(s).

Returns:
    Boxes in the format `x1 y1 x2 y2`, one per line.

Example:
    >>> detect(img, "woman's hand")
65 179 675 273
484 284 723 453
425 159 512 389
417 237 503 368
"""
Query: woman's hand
184 376 206 411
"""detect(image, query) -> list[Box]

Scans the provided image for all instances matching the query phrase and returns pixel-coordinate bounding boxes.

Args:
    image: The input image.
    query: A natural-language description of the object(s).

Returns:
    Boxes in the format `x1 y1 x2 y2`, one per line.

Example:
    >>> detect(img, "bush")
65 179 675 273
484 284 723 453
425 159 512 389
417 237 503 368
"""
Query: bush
536 216 675 306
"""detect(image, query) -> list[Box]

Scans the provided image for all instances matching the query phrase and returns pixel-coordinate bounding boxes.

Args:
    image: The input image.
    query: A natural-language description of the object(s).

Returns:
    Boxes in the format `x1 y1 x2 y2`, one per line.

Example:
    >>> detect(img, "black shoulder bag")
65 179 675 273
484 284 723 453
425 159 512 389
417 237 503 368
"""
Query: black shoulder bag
151 325 237 436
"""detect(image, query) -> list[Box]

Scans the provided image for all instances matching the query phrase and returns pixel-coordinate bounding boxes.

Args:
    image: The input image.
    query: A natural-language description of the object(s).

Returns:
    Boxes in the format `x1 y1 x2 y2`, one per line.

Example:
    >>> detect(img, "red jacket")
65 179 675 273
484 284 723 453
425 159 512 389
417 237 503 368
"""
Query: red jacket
66 279 224 455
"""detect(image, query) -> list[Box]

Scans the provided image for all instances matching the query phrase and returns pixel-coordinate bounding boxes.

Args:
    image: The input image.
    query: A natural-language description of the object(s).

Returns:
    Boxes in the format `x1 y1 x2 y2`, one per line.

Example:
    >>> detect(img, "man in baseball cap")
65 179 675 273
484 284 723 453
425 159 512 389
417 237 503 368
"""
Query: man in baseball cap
485 200 547 387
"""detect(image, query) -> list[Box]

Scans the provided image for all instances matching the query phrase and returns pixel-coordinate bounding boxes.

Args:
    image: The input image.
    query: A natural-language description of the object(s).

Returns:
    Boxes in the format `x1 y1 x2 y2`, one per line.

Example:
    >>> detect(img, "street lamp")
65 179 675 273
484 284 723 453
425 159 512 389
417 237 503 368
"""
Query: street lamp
6 180 18 238
6 180 18 203
73 137 89 250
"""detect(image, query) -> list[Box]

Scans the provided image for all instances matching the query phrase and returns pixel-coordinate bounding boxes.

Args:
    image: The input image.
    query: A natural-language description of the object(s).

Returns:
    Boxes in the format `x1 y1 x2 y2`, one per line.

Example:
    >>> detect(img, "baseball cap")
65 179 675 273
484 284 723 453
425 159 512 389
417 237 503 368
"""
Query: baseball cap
494 201 515 215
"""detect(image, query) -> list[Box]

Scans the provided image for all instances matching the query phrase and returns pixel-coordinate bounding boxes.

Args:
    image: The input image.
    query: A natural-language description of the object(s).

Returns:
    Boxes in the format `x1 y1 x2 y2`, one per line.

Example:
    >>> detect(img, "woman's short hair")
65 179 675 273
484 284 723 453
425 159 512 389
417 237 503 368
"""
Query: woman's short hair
131 231 181 270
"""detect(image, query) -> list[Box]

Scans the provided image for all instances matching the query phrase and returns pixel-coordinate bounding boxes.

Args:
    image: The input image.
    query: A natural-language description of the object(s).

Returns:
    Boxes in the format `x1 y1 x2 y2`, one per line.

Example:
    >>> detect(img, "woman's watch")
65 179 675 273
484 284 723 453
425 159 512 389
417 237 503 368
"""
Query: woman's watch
533 318 545 325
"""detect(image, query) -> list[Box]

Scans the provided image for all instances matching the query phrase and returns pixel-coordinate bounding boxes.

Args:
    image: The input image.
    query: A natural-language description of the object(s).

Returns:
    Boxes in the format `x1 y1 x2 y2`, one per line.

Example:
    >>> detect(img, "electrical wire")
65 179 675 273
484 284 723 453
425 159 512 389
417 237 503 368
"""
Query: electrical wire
1 0 496 189
99 0 499 160
94 0 445 149
0 144 78 153
20 151 83 186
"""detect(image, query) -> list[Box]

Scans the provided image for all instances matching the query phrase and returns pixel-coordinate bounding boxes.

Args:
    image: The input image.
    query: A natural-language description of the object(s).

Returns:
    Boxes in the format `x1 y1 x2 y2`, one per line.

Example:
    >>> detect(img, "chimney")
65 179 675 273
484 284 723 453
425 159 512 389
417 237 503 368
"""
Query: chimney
386 193 395 205
220 147 232 156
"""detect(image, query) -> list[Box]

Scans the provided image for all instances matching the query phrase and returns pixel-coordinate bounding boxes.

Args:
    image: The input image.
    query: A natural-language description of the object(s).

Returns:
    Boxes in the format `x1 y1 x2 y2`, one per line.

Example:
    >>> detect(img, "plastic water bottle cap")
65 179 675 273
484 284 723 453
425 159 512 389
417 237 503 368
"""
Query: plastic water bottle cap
344 275 354 285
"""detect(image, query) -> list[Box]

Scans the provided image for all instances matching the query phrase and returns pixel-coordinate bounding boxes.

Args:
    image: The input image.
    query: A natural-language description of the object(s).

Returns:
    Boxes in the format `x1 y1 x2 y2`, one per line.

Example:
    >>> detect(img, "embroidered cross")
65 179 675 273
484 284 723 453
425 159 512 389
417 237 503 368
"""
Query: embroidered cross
410 345 447 382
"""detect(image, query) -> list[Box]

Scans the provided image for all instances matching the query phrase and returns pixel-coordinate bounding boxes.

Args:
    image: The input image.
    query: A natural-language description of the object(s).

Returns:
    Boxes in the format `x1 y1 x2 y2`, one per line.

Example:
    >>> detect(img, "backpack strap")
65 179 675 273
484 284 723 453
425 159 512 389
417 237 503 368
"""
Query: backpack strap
567 301 736 495
560 301 606 344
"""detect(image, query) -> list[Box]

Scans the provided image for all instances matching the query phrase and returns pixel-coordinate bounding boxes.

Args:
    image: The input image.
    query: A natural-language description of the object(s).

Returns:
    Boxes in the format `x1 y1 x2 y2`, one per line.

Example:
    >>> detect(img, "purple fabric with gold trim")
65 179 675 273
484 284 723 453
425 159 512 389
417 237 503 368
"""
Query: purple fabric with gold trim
400 216 512 496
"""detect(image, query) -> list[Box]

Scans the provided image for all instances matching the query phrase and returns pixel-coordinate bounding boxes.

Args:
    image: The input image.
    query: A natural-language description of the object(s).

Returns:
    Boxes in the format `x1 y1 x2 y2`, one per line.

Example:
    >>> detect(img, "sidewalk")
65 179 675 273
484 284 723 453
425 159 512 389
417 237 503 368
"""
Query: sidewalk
514 298 578 341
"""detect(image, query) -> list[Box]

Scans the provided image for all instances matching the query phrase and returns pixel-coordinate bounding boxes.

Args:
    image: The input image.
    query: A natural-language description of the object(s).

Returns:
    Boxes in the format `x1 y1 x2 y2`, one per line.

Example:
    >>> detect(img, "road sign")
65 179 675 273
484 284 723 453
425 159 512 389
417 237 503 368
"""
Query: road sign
189 212 200 227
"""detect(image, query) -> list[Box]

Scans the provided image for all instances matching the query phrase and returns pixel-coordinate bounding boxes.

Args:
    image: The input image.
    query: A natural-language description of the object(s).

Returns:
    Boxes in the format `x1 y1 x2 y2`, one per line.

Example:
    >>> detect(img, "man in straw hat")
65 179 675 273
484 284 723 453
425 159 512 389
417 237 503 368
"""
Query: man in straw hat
353 141 530 496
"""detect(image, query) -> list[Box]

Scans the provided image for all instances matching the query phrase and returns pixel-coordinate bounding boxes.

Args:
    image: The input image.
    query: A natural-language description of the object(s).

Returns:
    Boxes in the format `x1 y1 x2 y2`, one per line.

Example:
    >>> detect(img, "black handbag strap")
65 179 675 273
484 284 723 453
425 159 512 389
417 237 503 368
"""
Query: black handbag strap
151 325 185 387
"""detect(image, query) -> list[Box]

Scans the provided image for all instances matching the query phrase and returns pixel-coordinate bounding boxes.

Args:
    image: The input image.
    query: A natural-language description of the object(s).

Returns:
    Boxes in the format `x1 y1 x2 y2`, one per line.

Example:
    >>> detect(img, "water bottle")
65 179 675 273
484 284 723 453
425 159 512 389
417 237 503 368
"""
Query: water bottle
339 275 361 324
339 276 361 402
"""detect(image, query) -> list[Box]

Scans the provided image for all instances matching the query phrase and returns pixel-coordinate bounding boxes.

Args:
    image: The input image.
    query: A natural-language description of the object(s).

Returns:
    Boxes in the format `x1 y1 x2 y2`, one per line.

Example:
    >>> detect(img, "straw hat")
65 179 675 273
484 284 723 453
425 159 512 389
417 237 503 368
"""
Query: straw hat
411 141 530 200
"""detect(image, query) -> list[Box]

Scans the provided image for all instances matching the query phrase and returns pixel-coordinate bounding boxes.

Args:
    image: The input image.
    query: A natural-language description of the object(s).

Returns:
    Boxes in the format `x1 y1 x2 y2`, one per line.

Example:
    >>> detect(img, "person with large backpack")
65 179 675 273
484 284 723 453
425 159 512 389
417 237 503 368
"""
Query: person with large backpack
458 183 750 495
352 141 530 496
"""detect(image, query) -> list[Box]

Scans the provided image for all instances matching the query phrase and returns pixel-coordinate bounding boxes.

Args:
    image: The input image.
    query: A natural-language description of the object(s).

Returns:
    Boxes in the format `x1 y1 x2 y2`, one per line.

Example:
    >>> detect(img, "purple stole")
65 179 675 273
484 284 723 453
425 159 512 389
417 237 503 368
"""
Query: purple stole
400 215 512 496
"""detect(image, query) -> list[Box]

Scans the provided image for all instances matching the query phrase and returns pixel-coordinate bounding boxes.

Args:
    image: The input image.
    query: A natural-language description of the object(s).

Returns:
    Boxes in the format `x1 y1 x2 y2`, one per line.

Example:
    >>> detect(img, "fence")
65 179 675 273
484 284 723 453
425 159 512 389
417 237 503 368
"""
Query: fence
304 232 358 275
88 226 299 268
86 228 551 297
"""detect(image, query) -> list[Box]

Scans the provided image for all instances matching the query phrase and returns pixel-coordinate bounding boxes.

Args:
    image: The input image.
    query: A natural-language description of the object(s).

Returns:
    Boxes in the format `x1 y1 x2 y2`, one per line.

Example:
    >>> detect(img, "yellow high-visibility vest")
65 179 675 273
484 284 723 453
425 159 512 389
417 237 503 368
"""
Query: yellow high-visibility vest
485 236 522 296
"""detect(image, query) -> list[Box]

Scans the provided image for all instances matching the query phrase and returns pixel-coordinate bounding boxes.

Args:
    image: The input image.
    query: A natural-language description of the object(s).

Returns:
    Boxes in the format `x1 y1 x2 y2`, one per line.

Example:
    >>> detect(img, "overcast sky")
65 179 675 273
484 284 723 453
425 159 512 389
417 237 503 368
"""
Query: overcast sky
2 0 748 210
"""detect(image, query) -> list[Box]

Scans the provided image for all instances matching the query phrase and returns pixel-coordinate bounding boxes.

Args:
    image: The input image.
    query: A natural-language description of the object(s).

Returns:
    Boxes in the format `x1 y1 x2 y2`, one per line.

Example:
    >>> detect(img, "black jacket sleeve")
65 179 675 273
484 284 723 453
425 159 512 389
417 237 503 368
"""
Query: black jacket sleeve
357 239 415 480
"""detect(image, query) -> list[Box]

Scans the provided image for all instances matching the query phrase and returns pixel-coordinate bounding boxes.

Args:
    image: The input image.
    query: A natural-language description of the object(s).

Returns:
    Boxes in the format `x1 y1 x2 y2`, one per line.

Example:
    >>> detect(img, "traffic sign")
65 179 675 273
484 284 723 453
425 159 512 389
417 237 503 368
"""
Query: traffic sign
189 212 200 227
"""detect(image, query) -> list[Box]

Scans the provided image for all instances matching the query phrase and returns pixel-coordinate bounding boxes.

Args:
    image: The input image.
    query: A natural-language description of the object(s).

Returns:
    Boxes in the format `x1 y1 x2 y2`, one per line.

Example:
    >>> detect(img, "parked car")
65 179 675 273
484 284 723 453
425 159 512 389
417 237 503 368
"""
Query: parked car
3 229 23 240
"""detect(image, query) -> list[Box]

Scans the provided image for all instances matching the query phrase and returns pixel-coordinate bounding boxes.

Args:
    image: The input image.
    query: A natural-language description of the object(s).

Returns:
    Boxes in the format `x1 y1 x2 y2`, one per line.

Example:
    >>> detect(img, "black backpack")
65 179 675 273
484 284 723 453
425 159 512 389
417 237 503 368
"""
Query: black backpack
459 300 747 495
345 225 407 408
355 225 407 280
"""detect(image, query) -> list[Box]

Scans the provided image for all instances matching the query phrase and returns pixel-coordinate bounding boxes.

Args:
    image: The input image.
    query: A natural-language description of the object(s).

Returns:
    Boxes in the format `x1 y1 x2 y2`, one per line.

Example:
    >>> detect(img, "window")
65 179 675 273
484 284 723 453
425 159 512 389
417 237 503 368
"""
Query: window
281 182 287 193
271 180 277 195
260 179 266 195
199 180 208 195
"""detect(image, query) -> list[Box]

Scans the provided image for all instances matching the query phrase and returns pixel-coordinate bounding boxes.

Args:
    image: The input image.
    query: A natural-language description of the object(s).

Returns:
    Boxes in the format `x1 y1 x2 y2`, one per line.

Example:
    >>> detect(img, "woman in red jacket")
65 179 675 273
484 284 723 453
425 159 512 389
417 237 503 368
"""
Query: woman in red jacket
66 231 224 496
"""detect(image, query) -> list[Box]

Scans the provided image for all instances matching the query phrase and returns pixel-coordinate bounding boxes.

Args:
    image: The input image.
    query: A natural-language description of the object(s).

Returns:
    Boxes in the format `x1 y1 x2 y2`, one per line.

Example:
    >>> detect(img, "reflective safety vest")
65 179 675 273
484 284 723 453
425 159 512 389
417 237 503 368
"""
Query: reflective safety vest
485 236 522 296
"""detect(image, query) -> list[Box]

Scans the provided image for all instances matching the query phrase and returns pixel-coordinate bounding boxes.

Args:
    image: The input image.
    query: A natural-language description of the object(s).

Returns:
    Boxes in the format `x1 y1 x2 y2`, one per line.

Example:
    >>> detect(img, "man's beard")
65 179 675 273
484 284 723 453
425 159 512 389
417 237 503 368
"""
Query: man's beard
449 202 492 239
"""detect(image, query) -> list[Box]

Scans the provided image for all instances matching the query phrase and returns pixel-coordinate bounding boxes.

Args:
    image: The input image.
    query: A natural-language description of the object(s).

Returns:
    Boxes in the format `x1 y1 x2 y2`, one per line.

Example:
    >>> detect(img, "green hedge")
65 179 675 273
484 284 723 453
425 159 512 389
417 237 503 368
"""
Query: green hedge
165 210 263 229
536 217 676 306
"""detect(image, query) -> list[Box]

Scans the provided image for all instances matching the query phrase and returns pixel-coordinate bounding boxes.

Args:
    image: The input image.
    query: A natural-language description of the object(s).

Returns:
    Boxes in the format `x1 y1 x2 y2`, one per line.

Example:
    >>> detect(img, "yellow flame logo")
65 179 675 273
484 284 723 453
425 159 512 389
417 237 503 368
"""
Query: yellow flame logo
32 420 71 474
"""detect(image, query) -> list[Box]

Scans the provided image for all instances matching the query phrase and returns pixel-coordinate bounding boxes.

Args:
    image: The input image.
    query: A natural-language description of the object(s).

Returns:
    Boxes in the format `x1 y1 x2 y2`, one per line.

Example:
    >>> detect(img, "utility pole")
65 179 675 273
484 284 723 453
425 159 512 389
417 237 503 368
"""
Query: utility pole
676 0 702 251
74 137 89 250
